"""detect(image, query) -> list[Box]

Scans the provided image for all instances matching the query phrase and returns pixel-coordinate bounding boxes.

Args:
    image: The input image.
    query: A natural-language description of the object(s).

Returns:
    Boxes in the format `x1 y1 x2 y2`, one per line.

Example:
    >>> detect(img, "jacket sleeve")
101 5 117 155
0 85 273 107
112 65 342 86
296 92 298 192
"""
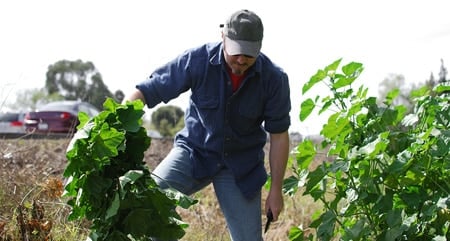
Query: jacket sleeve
136 52 192 108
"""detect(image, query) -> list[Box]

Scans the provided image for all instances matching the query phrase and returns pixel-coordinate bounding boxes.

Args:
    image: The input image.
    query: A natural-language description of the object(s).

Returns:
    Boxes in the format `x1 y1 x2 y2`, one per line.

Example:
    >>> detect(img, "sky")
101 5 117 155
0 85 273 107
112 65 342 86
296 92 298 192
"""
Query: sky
1 0 449 135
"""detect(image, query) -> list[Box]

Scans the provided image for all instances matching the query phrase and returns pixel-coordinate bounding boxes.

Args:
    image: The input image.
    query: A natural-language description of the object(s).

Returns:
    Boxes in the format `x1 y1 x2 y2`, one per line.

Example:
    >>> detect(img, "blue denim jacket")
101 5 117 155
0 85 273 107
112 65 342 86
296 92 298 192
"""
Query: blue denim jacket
137 42 291 199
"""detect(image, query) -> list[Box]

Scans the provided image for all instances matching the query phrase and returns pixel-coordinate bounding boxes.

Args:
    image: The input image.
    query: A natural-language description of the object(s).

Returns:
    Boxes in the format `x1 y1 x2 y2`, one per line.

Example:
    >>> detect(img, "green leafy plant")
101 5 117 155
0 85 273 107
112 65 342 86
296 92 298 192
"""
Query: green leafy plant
63 98 196 241
285 59 450 240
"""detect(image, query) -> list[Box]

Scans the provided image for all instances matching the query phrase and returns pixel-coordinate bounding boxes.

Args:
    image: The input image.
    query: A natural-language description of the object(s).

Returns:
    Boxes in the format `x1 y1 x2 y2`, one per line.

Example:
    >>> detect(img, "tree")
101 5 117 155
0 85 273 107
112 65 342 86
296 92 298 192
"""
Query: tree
438 59 448 83
9 88 63 111
151 105 185 137
377 73 414 111
422 59 449 97
45 59 121 109
114 90 125 103
437 59 449 95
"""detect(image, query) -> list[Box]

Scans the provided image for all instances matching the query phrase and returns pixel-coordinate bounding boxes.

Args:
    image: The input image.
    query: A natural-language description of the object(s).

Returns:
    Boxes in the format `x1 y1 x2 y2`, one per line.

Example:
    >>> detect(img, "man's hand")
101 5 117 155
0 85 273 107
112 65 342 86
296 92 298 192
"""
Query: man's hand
265 187 284 221
123 89 146 105
265 131 289 221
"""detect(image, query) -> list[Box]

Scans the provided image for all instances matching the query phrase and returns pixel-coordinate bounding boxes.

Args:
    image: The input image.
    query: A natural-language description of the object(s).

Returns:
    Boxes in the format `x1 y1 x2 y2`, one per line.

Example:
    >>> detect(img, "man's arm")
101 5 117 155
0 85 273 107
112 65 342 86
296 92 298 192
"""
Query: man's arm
123 89 146 105
265 130 289 221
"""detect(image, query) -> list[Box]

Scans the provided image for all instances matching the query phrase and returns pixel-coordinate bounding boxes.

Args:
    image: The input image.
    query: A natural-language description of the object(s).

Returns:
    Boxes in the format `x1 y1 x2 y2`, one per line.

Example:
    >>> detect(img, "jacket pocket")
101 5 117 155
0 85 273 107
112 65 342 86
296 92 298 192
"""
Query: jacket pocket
230 95 264 135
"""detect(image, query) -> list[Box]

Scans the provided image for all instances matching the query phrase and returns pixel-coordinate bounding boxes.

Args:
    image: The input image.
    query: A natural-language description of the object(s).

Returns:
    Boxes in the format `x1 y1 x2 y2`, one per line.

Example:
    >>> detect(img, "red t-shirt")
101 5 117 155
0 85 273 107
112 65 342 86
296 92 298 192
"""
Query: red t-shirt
227 67 246 92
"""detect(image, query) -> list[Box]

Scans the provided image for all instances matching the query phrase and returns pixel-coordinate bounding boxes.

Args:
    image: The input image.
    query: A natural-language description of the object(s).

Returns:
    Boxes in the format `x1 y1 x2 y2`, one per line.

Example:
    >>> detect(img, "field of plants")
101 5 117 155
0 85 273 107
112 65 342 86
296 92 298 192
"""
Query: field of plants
1 59 448 241
0 136 316 241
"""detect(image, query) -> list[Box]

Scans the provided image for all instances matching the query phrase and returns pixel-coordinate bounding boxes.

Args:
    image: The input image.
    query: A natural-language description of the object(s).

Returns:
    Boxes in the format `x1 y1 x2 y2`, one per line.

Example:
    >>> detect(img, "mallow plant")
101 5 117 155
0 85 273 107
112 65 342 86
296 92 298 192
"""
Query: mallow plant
63 98 196 241
285 59 450 241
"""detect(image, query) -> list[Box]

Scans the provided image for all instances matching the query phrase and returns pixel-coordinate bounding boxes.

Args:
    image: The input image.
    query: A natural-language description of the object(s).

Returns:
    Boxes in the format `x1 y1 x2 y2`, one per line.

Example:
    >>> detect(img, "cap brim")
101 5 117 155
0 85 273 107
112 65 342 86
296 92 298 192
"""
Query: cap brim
224 36 261 58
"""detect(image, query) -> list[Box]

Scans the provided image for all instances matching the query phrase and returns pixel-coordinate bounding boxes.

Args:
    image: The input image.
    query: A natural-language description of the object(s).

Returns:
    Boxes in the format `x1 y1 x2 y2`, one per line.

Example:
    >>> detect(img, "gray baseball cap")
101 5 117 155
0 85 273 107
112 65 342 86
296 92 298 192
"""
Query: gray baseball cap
221 9 263 58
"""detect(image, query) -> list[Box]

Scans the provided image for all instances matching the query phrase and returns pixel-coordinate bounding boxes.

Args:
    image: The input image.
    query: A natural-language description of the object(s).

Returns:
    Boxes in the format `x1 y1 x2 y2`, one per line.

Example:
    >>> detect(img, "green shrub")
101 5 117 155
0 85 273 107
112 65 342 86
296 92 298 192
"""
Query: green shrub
286 59 450 241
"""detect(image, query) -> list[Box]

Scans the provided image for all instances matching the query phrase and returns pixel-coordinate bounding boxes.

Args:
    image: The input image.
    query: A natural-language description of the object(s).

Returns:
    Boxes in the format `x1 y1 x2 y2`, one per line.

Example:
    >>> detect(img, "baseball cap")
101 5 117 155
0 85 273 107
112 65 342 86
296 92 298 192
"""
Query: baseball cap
221 9 263 58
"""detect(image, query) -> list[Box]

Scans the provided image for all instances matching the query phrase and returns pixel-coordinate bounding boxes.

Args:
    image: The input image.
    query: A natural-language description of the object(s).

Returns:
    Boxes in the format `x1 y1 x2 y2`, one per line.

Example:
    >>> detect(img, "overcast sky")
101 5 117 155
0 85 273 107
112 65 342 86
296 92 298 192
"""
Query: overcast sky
1 0 449 134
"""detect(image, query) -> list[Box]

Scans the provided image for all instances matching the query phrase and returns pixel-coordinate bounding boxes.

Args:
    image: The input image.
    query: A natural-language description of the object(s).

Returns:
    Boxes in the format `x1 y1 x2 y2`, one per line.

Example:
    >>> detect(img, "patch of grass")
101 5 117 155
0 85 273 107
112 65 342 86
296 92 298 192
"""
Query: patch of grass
0 138 90 240
1 138 323 241
177 185 231 241
0 176 90 241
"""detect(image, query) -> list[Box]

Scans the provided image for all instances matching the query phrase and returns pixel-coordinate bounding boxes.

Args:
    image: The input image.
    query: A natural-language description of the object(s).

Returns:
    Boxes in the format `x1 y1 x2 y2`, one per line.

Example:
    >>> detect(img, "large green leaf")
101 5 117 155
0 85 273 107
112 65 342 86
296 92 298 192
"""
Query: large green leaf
434 84 450 93
341 61 363 77
305 167 326 200
119 170 144 188
299 98 315 121
296 140 316 169
84 175 113 195
91 123 124 159
322 113 350 140
324 58 342 73
302 70 327 94
384 88 400 105
117 102 145 132
283 175 300 196
163 188 198 209
105 192 120 219
288 226 305 241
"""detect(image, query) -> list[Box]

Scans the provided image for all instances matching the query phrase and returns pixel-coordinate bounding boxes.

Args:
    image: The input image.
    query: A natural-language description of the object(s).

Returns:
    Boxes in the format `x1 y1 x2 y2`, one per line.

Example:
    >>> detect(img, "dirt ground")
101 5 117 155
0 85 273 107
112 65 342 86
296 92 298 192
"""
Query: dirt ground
0 136 308 241
0 137 175 240
0 137 174 199
0 136 173 179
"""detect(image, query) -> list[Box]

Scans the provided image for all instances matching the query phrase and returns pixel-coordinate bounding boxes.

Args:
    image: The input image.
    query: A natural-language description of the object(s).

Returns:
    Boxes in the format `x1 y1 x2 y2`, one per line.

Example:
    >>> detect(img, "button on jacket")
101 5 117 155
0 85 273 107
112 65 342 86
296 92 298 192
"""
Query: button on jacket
136 42 291 199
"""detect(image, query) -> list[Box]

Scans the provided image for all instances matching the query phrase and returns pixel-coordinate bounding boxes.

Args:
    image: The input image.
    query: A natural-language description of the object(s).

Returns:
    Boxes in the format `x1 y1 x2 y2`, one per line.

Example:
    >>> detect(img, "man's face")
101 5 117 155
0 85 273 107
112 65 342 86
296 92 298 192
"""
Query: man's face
223 41 257 76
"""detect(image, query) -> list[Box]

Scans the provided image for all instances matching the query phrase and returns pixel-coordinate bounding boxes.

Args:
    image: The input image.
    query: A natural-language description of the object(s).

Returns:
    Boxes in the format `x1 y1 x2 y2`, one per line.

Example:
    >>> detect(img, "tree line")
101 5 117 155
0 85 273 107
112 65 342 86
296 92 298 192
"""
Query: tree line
11 59 124 111
7 59 184 137
6 58 448 138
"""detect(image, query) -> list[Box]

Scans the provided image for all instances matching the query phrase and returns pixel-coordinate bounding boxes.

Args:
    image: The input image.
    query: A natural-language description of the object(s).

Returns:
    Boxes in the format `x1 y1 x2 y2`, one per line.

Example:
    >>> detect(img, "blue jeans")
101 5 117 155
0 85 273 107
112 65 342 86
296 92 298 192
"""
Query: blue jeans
152 146 263 241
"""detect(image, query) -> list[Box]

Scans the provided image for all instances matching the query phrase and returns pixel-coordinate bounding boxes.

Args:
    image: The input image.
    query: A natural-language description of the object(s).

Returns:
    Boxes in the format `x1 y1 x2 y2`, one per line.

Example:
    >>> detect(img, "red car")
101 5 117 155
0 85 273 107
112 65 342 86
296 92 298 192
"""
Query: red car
24 101 99 134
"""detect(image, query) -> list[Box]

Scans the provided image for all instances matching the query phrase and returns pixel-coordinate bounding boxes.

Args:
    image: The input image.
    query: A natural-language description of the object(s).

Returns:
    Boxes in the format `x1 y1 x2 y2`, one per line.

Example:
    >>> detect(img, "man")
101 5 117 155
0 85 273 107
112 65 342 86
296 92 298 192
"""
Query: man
125 9 291 241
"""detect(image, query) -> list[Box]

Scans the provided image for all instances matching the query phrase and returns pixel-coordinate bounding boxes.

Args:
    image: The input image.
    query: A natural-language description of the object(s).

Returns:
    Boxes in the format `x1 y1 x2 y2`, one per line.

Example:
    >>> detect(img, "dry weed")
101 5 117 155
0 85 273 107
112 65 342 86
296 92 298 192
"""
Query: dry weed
1 137 322 241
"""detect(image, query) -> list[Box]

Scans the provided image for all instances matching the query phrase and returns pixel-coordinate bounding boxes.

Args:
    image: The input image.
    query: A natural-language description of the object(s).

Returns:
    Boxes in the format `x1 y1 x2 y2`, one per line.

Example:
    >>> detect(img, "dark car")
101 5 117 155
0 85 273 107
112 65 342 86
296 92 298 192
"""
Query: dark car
0 112 26 134
24 101 99 134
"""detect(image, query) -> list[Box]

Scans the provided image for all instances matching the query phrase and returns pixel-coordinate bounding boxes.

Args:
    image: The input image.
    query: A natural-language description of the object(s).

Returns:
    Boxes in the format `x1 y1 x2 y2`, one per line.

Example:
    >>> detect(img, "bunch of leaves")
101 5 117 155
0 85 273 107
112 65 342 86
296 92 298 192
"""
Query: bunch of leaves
63 98 196 241
285 59 450 241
